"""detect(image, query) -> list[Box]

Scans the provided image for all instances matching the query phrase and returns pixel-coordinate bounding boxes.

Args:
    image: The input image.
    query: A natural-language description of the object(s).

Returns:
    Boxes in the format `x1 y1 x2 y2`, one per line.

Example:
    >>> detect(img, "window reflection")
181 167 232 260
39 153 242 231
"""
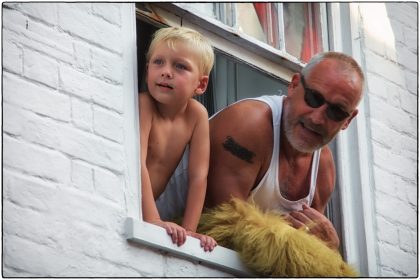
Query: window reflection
176 2 327 63
283 3 324 62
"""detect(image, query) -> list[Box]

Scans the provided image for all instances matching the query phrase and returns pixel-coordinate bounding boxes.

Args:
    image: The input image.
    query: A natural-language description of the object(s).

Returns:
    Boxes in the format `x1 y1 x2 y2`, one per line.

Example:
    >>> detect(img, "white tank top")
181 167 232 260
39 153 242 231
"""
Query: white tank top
246 95 321 214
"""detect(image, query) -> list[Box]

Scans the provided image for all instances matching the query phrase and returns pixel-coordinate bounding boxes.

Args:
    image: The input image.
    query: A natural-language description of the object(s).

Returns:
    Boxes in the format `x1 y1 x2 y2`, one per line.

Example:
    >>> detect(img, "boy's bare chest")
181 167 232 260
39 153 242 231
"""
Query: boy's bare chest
147 118 193 162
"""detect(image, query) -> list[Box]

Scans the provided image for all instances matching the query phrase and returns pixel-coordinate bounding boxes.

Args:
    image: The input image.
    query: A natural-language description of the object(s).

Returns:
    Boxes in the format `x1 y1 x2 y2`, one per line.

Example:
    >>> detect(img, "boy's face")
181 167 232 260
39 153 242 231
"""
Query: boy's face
147 41 208 106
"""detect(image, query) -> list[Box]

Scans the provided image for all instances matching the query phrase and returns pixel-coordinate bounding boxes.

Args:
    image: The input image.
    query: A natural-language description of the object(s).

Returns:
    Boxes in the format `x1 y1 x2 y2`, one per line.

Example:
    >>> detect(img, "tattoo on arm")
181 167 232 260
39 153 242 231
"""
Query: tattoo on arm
222 136 256 163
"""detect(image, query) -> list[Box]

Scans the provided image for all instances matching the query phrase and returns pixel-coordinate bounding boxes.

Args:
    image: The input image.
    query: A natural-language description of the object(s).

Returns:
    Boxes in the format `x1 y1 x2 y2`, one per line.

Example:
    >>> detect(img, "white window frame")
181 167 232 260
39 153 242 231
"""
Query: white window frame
123 2 376 277
328 3 377 277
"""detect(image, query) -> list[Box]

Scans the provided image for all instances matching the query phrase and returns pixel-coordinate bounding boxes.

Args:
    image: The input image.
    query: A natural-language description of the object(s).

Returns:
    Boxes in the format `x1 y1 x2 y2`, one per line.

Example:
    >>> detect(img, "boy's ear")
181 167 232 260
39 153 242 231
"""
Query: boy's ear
195 76 209 95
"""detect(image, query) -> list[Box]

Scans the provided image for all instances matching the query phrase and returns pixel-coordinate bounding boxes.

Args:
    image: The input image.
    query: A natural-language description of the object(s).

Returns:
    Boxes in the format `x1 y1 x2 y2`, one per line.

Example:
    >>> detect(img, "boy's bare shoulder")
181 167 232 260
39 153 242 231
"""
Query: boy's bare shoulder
139 92 157 112
186 98 209 118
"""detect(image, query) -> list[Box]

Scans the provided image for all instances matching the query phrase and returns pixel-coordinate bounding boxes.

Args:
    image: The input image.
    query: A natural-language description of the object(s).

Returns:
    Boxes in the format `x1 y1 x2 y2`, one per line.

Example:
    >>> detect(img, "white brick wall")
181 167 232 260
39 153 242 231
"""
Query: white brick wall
359 3 418 277
2 3 228 277
3 2 417 277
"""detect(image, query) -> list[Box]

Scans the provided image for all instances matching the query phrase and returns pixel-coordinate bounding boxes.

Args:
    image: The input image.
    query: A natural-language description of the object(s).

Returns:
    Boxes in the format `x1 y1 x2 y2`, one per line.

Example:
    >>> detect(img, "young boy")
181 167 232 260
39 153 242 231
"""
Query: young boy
139 26 217 252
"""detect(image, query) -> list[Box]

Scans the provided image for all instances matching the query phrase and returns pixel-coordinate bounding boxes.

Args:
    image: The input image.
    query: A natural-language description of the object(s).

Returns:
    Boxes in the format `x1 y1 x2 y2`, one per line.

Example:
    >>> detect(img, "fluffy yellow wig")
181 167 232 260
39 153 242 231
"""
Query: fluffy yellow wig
198 198 357 277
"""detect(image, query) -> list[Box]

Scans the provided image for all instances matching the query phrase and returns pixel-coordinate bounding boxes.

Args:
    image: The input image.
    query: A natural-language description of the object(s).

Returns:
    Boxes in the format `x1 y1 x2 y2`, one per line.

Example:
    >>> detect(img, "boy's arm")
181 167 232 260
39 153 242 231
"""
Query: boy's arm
139 93 188 246
182 104 210 233
139 94 161 223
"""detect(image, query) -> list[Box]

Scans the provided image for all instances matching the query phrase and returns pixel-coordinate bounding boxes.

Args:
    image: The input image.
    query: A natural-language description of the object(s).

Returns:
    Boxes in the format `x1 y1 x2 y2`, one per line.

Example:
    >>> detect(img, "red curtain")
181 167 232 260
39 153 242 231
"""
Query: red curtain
301 4 322 62
253 3 280 48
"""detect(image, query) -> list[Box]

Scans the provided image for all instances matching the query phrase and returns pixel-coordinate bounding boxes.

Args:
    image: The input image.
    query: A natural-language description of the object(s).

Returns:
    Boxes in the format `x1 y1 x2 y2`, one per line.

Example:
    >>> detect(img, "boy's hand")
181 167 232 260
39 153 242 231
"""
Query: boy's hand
187 231 217 252
153 220 187 246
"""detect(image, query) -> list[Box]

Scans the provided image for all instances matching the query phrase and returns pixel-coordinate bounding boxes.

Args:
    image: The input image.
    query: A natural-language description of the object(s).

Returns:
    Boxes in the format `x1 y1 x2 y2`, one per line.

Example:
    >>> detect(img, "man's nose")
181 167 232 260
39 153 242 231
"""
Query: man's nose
308 104 328 125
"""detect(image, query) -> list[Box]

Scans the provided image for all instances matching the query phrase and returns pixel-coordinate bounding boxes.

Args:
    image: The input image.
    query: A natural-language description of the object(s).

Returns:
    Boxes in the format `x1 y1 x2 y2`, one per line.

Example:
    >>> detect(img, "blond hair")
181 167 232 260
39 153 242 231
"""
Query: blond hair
146 26 214 76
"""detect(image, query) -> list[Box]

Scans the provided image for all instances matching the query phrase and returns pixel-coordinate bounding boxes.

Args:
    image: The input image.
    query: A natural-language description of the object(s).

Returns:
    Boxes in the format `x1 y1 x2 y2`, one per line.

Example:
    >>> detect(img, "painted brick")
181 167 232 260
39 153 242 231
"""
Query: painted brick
4 201 60 249
71 97 93 131
365 51 405 87
3 103 24 137
71 160 95 193
386 3 418 27
52 186 125 231
73 41 91 72
196 264 233 277
3 235 69 276
403 26 417 53
94 167 124 204
372 144 417 182
93 105 123 143
57 3 122 53
366 73 400 105
370 119 417 161
369 95 416 137
375 192 417 229
91 48 123 84
379 267 401 277
400 91 417 116
92 3 122 26
398 227 416 253
403 181 417 206
4 135 71 184
3 73 71 122
23 48 59 89
59 125 125 173
3 40 23 74
27 18 73 52
378 243 417 276
405 71 418 95
3 25 74 65
59 64 124 113
4 100 124 173
2 6 28 30
376 216 399 245
3 104 67 151
164 255 198 277
19 3 59 26
4 171 57 213
396 46 417 73
372 165 396 195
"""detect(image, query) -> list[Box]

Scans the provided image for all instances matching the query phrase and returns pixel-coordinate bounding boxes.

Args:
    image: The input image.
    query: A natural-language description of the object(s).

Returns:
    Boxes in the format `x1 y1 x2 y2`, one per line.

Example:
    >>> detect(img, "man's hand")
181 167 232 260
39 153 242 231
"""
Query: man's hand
153 220 187 246
187 231 217 252
284 204 340 249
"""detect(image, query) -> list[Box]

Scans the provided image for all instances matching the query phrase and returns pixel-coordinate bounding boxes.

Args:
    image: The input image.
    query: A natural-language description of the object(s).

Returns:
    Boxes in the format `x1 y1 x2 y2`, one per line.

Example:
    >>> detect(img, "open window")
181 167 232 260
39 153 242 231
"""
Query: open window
126 2 355 275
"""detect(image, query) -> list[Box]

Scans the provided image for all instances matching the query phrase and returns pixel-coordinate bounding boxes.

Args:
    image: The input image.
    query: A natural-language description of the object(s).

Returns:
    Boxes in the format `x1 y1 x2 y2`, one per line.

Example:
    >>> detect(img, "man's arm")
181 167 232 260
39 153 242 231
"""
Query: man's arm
206 100 273 208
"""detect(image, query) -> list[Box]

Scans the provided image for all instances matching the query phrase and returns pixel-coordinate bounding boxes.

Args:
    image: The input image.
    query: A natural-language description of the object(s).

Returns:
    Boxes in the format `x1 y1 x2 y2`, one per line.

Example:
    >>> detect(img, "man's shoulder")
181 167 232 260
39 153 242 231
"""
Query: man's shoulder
211 98 274 141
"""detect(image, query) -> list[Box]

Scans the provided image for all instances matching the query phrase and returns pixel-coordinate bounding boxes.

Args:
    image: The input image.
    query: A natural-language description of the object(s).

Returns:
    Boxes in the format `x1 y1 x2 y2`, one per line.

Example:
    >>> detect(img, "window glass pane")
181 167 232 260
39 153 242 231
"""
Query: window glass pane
283 3 324 62
210 51 287 115
236 3 280 49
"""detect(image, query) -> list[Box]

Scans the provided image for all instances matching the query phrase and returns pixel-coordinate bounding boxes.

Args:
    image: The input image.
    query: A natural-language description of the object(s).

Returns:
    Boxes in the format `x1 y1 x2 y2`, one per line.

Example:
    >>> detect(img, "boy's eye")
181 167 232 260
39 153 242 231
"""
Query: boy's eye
152 58 163 65
175 63 187 70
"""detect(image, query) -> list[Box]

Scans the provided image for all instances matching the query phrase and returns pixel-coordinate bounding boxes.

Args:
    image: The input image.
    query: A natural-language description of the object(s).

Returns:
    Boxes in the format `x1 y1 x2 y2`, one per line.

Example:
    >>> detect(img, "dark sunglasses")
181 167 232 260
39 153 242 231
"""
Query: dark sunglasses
300 75 350 121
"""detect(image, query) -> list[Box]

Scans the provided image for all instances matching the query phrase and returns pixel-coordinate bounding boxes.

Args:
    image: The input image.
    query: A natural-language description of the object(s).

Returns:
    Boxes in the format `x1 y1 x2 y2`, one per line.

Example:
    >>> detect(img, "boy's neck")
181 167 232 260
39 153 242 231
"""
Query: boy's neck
154 98 189 120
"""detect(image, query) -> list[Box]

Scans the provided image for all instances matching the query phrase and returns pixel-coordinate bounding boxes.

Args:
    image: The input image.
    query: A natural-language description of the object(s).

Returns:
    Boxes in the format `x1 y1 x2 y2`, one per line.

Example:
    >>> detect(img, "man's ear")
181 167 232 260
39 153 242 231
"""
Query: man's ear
341 109 358 130
287 73 301 95
195 76 209 95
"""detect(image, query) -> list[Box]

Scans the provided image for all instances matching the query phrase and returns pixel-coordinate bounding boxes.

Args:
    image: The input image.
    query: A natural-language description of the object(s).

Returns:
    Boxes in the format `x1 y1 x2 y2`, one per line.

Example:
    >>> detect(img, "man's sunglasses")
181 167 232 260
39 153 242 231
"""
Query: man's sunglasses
300 75 350 122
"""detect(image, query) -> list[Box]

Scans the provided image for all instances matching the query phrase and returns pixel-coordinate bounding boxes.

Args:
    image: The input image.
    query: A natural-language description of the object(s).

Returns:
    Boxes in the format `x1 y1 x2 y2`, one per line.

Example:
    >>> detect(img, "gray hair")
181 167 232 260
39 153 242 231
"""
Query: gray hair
301 52 364 84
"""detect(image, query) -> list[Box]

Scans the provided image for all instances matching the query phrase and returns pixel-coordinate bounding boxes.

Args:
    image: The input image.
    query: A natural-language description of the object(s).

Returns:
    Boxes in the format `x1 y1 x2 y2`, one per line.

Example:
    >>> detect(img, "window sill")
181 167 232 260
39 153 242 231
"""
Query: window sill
125 217 256 277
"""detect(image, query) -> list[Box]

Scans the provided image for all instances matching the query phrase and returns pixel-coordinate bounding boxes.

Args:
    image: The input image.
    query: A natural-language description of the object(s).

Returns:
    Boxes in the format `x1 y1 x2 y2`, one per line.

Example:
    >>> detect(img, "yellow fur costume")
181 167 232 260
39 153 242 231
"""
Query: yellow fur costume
198 198 357 277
